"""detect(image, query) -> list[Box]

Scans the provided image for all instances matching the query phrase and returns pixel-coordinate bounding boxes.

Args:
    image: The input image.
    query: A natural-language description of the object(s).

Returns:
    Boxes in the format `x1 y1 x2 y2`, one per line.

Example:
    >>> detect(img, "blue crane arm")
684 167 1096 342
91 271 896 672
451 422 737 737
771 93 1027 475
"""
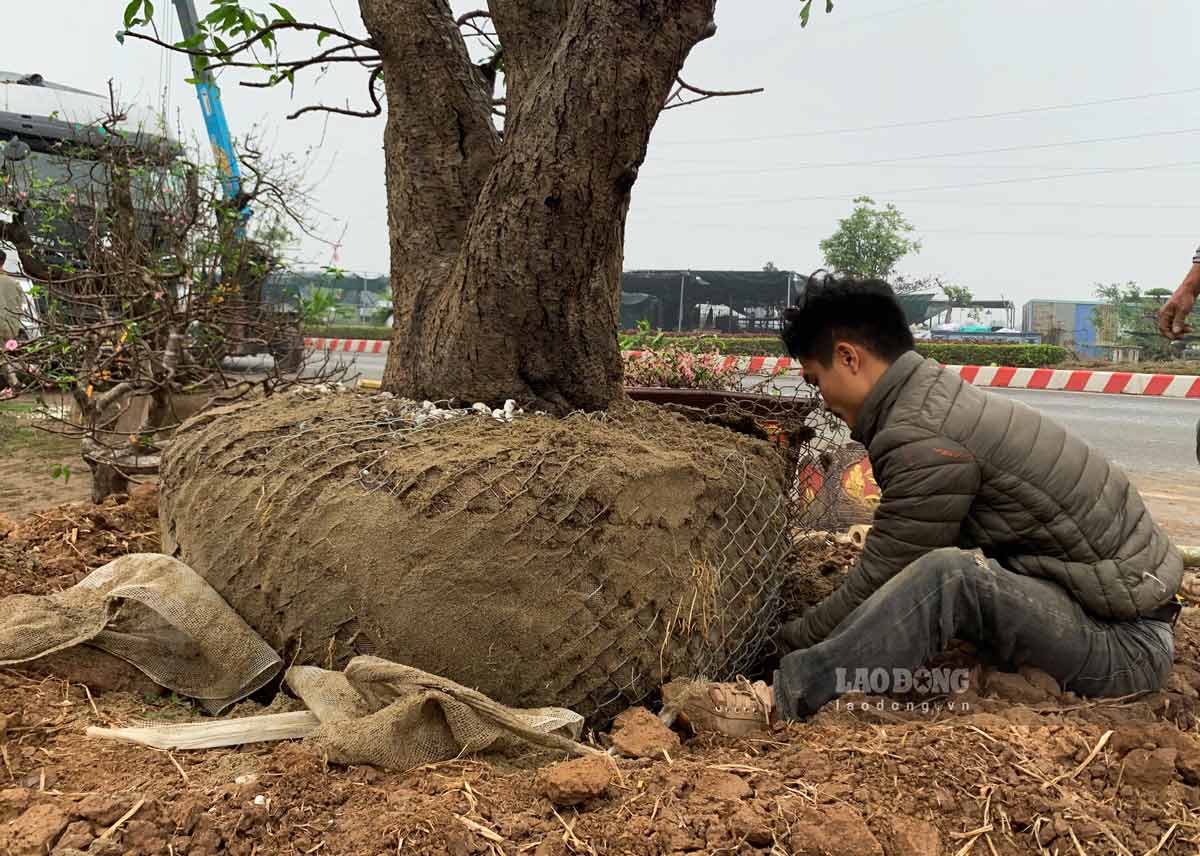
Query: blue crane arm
172 0 247 212
193 79 243 203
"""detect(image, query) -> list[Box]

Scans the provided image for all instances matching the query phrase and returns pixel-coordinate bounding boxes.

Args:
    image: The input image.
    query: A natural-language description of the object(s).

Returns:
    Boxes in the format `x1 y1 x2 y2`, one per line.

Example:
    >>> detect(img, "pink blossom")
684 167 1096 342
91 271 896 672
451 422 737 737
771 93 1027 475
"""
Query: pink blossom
154 291 164 300
3 339 17 351
0 388 12 401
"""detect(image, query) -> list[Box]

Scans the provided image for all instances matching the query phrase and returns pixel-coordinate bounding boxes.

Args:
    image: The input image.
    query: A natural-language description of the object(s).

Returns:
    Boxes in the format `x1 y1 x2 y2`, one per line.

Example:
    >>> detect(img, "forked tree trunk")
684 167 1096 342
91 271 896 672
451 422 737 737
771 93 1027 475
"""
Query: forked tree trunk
360 0 717 413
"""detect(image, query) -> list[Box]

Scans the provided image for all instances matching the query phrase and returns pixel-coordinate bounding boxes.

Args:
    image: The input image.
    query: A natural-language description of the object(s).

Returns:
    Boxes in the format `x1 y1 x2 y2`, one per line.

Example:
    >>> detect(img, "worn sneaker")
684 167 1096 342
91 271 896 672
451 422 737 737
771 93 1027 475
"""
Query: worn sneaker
661 676 775 738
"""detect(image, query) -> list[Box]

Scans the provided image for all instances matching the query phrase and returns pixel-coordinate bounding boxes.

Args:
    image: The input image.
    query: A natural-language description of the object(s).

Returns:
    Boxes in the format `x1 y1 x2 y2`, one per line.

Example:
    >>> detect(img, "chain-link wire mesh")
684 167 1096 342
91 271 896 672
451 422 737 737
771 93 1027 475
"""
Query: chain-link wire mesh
152 376 878 727
621 378 877 691
784 403 879 533
161 390 805 726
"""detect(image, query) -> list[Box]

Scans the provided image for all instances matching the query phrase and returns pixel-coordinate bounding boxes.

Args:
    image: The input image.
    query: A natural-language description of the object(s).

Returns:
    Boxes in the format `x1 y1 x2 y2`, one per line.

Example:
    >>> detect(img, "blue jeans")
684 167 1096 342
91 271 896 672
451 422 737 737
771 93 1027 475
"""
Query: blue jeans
773 547 1176 720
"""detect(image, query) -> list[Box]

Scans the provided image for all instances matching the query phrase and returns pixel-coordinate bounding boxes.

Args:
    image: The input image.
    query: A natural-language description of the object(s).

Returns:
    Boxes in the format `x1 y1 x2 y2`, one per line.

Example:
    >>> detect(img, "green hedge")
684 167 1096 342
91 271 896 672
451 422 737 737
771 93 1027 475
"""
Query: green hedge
916 343 1068 367
645 335 787 355
306 325 391 340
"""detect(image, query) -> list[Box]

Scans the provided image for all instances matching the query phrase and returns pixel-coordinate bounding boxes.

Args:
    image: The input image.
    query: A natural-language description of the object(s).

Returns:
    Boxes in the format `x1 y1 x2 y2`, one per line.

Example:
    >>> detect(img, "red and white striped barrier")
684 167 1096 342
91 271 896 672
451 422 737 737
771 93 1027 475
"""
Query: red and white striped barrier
948 365 1200 399
305 337 390 355
316 343 1200 399
623 350 1200 398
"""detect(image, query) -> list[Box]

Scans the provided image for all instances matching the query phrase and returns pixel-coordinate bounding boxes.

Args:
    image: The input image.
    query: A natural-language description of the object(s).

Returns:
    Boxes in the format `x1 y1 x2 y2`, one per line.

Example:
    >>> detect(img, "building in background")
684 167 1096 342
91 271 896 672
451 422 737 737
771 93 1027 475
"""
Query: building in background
1021 299 1117 357
618 270 938 333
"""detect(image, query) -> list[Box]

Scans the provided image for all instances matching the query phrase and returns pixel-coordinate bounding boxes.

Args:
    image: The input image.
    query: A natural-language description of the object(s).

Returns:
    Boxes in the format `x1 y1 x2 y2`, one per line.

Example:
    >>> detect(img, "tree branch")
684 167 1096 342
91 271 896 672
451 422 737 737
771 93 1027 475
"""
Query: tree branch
663 76 765 110
121 22 380 118
0 218 53 281
359 0 500 269
94 381 137 415
456 10 492 26
120 21 373 60
282 65 385 120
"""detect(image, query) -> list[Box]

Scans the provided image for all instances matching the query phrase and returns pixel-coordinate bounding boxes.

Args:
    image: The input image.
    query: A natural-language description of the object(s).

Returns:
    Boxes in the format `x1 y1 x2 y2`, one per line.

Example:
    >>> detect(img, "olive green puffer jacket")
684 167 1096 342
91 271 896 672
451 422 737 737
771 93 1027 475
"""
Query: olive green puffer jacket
792 351 1184 648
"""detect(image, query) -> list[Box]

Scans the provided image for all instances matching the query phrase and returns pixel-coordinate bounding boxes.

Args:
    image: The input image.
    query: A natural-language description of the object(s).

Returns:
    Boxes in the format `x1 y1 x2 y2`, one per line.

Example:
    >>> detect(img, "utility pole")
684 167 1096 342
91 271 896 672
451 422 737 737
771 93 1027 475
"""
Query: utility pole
677 271 686 332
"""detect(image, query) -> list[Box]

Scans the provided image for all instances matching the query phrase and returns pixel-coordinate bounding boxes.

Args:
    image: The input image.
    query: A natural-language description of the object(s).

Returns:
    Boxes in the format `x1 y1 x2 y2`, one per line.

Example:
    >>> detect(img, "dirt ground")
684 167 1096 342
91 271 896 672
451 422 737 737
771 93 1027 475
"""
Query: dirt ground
1060 360 1200 376
0 406 91 517
3 504 1200 853
1132 474 1200 545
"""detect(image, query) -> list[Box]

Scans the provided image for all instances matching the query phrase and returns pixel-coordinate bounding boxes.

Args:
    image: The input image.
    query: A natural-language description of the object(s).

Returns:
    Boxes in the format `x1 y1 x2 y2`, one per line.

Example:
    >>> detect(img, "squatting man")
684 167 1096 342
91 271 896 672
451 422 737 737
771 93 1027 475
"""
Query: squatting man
665 274 1185 737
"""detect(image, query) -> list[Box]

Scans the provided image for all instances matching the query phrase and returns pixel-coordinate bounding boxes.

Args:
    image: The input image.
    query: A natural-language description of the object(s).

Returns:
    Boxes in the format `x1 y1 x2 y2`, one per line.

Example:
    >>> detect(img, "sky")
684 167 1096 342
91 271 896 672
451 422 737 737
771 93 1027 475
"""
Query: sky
4 0 1200 310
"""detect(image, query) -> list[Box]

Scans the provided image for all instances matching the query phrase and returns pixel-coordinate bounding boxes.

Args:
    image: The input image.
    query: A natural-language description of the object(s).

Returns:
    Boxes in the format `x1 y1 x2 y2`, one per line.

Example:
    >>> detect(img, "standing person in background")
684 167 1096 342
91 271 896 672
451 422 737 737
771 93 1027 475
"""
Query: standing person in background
1157 246 1200 463
0 251 23 342
1158 246 1200 340
0 250 23 388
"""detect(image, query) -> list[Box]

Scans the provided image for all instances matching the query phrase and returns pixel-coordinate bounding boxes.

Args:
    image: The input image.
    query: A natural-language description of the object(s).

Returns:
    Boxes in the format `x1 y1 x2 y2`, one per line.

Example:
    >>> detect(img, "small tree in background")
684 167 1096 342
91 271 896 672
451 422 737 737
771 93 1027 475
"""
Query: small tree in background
819 196 921 279
0 100 346 500
1094 282 1176 360
941 283 974 313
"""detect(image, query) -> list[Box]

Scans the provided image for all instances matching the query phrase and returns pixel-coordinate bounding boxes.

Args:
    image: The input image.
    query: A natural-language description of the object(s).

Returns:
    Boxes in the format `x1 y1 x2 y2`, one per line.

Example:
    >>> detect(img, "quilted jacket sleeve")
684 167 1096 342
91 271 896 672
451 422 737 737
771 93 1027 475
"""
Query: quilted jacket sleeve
788 431 983 649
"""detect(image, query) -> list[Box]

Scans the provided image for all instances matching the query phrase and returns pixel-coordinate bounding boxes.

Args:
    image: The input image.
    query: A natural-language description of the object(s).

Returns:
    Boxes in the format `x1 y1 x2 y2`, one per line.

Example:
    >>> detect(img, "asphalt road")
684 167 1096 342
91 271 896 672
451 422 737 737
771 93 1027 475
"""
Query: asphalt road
774 376 1198 476
989 388 1198 476
310 351 1199 476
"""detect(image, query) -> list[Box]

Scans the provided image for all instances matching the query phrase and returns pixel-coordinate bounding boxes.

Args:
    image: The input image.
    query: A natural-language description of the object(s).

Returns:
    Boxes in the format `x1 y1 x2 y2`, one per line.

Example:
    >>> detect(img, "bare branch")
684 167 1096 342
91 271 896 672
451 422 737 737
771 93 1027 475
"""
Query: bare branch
218 52 381 74
457 10 499 49
284 66 385 120
94 382 137 414
456 10 492 26
663 76 765 111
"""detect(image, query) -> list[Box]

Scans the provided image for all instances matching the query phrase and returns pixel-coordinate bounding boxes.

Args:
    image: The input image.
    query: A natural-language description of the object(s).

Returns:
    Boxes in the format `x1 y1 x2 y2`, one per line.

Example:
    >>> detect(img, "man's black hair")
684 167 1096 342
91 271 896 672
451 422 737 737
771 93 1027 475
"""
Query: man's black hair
0 250 6 265
781 270 915 365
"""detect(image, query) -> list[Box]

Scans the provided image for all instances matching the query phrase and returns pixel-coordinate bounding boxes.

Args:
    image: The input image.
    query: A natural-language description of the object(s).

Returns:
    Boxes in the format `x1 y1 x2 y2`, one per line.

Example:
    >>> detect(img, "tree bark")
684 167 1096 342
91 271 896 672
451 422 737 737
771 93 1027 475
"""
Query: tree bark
361 0 716 413
489 0 571 125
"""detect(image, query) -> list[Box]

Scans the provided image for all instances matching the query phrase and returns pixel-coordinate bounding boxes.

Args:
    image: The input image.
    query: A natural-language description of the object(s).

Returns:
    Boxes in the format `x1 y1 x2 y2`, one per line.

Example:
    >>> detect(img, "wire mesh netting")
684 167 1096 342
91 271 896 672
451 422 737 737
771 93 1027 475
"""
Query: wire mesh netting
157 381 877 726
786 413 879 533
161 391 790 725
625 379 876 673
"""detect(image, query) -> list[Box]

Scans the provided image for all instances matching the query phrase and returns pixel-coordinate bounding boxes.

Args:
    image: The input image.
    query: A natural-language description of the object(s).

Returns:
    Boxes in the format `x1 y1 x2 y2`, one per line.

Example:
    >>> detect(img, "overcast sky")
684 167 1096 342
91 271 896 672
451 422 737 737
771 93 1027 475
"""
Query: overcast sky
5 1 1200 308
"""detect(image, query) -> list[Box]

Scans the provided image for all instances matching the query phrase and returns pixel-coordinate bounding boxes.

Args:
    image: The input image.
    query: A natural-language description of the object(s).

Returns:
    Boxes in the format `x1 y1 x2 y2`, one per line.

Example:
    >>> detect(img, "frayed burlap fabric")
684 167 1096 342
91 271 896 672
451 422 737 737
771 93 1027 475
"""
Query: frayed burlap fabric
286 657 596 771
0 553 281 713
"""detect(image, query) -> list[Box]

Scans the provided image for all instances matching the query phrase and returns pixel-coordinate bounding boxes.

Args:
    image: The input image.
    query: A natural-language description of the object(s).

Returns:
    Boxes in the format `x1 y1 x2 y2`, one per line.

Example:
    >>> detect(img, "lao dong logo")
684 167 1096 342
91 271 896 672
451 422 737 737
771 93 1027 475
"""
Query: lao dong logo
835 667 971 696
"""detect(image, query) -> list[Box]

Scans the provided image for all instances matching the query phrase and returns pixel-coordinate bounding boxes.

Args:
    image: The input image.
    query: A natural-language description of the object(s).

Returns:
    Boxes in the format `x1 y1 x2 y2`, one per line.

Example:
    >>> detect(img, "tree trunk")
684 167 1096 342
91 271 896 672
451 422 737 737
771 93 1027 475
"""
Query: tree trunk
82 438 161 503
361 0 717 413
87 457 130 504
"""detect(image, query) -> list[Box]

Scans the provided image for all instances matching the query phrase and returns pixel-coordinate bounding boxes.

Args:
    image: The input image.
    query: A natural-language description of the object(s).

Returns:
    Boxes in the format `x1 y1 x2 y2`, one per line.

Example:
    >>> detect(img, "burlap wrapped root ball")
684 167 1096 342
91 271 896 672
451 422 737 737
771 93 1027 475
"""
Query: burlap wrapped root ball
160 390 793 725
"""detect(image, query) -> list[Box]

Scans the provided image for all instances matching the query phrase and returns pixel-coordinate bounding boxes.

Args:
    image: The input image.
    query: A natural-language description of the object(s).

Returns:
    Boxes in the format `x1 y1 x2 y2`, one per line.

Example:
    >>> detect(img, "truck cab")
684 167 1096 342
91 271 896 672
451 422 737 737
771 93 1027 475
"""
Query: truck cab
0 70 185 265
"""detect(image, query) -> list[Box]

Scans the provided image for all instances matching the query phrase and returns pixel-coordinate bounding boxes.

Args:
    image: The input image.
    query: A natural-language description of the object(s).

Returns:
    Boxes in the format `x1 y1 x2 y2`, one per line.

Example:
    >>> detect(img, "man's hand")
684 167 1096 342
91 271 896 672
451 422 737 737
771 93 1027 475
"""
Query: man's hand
1159 264 1200 340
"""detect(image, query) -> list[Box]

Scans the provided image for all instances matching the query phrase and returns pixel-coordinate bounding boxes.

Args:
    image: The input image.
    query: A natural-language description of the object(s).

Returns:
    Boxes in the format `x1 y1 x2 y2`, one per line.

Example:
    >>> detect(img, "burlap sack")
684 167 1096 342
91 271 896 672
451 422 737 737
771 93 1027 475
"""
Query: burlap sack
286 657 592 771
0 553 281 713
